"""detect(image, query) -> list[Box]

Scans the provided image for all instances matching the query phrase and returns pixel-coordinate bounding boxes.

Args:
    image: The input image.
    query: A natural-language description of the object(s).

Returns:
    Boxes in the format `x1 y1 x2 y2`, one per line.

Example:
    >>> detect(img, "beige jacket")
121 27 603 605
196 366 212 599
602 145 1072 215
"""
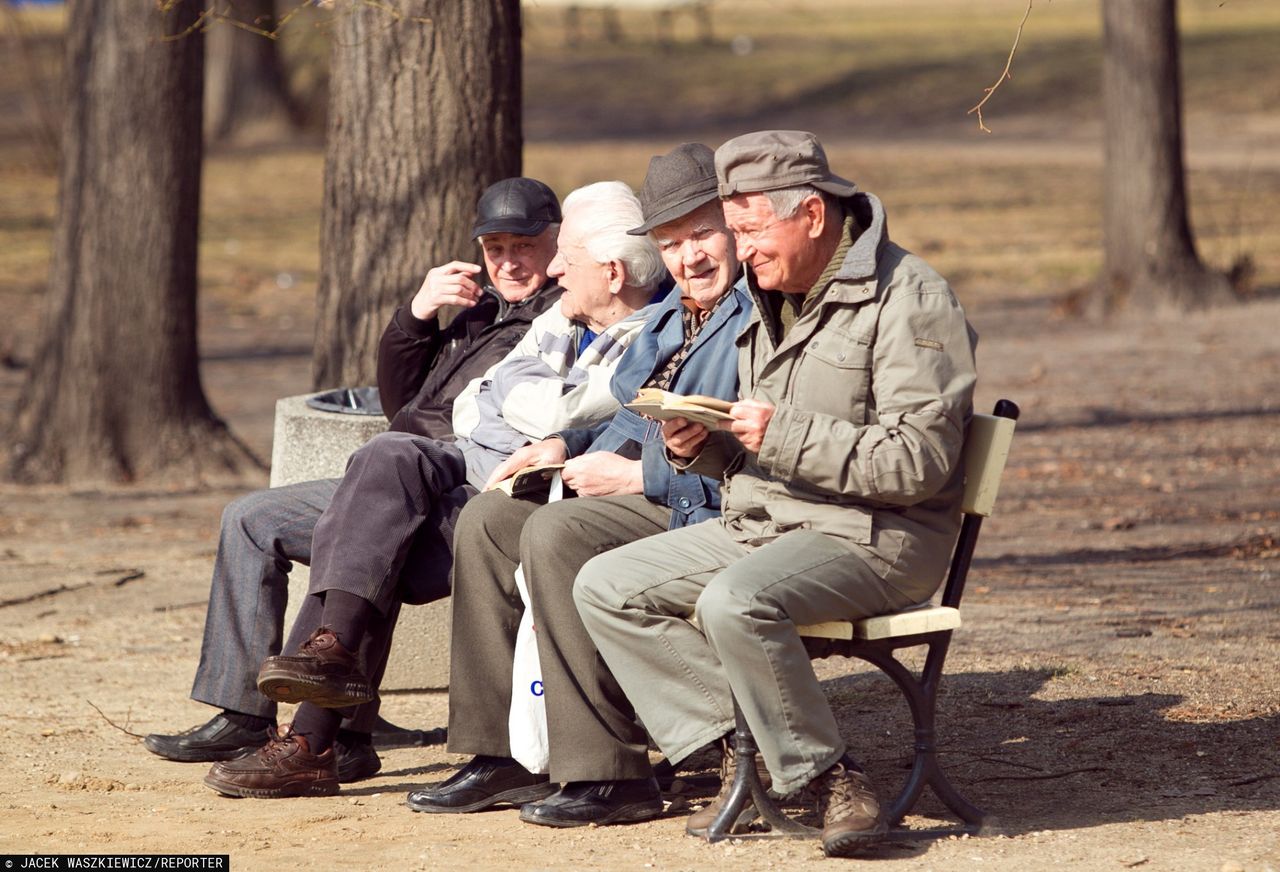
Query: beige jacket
684 193 978 592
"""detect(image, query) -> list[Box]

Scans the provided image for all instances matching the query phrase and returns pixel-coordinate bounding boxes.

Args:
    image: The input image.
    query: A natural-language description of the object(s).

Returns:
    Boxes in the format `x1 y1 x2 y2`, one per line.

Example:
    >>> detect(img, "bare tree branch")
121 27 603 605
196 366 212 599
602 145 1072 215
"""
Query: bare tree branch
968 0 1038 134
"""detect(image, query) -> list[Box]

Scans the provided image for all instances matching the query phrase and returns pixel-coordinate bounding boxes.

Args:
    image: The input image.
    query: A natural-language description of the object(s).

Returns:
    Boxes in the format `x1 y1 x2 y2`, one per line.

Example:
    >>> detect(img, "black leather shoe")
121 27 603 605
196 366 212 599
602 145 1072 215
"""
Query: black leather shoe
144 714 273 763
519 777 663 828
335 739 381 783
406 755 554 814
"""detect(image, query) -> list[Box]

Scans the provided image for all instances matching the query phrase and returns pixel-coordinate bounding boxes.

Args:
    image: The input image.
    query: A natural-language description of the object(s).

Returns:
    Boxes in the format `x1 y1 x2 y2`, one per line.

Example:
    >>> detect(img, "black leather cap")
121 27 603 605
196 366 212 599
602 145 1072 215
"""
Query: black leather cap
471 177 562 239
627 143 720 236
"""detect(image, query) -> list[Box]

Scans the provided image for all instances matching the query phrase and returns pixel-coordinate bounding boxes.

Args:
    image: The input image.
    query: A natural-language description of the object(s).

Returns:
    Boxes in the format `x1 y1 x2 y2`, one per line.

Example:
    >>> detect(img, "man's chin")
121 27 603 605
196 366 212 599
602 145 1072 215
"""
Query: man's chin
495 281 540 302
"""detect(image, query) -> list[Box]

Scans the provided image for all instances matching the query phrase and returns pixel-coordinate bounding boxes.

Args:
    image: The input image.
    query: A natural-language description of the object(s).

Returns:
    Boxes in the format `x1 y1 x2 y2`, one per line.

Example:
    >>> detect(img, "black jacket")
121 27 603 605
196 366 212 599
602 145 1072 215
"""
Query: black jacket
376 282 564 440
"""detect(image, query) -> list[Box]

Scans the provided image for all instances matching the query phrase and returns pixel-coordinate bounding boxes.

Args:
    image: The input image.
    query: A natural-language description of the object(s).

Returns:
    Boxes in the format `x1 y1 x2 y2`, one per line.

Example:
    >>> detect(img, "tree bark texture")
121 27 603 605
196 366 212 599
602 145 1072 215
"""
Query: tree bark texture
313 0 523 388
1099 0 1233 313
5 0 260 485
204 0 303 144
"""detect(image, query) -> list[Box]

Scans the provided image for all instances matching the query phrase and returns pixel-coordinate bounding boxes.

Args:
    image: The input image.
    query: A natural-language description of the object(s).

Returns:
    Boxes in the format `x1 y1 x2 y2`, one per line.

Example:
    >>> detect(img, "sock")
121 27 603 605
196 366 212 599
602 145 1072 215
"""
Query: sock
221 710 273 733
320 589 374 652
290 703 342 755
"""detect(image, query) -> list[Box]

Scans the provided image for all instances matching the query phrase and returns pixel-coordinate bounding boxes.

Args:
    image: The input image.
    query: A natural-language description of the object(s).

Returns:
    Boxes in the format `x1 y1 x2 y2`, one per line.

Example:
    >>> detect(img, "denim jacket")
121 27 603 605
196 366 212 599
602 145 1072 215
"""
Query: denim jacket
559 278 753 529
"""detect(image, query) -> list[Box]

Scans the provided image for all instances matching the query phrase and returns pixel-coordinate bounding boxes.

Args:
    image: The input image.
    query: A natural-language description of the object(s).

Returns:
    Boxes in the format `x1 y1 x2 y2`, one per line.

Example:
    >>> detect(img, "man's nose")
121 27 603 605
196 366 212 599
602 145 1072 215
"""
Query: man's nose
735 237 755 261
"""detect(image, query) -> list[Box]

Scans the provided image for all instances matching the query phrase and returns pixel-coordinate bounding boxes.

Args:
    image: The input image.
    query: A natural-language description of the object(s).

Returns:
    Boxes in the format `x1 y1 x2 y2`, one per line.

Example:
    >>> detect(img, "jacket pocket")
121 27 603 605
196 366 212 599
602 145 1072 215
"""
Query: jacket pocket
791 329 872 422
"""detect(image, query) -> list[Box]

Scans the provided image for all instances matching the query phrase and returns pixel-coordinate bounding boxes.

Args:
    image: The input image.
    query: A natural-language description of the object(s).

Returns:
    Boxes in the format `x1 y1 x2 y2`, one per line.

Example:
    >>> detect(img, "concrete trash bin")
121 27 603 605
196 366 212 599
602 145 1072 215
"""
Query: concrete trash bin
272 390 452 690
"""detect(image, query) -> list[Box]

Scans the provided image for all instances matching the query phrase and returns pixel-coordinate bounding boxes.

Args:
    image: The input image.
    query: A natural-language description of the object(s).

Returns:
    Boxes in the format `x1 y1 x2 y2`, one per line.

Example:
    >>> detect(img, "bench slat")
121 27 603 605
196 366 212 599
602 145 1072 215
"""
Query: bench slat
798 605 962 642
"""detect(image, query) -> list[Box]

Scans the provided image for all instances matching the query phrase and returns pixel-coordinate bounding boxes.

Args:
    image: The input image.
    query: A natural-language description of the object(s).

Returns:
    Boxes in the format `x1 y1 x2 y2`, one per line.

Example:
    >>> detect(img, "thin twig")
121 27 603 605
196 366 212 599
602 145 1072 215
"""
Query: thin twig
87 700 144 739
954 754 1046 772
968 0 1038 133
970 765 1107 784
1229 772 1279 787
0 581 93 609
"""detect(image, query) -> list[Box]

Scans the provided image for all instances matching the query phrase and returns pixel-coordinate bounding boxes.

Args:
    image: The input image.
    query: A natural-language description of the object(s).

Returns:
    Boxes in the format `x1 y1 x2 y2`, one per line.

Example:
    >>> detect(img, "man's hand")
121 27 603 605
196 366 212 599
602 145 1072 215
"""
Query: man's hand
561 453 643 497
484 439 569 491
410 262 485 321
661 417 709 459
723 398 775 454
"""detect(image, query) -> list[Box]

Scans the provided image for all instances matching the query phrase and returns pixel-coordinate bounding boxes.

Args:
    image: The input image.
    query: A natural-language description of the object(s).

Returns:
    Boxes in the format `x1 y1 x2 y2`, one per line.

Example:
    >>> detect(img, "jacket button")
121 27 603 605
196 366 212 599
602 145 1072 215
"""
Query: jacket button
678 497 691 509
837 352 846 362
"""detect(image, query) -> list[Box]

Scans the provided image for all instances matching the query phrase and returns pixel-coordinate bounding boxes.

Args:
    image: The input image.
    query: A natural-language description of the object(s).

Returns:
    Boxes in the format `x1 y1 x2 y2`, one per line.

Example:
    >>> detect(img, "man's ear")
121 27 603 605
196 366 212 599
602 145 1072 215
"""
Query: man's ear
802 194 826 240
605 259 629 294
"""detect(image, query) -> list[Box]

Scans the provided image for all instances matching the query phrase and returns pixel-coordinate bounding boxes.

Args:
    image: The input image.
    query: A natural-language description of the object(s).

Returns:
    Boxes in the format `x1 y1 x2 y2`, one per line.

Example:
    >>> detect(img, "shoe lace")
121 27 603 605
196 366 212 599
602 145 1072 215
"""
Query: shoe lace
299 627 335 655
816 764 872 824
714 739 737 803
259 726 300 764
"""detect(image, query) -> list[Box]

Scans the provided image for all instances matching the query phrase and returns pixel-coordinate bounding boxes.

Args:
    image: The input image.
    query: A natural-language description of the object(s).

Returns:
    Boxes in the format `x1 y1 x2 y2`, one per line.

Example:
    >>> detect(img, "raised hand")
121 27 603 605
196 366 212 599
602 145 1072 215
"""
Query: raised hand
410 261 486 321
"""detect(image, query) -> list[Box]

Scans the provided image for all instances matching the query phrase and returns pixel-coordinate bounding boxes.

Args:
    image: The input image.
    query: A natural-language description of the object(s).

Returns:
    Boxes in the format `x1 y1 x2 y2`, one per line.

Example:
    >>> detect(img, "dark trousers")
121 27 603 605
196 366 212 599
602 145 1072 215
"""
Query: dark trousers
447 488 671 782
297 431 474 693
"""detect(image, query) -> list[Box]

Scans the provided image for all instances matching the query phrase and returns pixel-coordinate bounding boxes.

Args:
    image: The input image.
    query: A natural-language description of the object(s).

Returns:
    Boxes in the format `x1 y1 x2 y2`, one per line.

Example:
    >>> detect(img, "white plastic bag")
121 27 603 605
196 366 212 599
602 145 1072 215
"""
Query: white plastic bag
507 472 564 774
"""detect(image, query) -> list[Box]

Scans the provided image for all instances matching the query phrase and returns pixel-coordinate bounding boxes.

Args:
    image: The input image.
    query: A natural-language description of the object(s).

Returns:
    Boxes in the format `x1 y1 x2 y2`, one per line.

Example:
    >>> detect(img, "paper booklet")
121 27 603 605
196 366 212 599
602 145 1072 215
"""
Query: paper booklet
624 388 734 428
487 463 566 498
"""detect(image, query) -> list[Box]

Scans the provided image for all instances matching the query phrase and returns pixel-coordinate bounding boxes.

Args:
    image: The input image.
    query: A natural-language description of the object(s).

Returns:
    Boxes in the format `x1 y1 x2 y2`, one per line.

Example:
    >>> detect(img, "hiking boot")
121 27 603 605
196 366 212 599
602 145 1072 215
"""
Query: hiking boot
811 759 887 857
203 724 339 799
686 733 771 837
256 627 372 708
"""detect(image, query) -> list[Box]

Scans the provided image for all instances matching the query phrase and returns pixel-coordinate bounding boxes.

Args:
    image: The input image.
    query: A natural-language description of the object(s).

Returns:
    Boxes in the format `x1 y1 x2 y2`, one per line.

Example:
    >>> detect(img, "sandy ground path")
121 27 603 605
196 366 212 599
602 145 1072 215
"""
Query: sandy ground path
2 294 1278 870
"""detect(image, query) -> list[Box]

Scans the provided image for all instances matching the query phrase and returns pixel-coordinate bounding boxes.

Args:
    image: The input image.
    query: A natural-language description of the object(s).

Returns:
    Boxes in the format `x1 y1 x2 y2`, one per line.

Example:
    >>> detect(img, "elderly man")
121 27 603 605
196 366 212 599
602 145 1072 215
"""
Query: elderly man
405 144 752 827
144 178 564 777
201 180 668 799
575 131 978 857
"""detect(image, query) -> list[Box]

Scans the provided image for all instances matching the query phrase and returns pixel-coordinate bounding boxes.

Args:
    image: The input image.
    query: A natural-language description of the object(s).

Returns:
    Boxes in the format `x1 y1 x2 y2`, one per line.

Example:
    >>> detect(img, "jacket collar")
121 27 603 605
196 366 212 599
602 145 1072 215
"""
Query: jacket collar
492 278 564 320
816 192 887 305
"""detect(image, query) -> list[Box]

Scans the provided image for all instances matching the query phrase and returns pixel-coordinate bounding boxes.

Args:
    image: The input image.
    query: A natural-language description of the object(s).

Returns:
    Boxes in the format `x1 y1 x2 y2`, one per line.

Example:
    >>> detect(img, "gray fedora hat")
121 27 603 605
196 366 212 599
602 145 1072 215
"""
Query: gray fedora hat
715 130 858 199
471 177 562 239
626 143 720 236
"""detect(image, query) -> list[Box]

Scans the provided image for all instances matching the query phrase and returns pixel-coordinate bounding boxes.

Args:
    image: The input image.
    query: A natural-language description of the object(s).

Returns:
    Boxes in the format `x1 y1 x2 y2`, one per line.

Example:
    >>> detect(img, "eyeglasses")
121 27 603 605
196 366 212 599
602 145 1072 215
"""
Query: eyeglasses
730 216 790 247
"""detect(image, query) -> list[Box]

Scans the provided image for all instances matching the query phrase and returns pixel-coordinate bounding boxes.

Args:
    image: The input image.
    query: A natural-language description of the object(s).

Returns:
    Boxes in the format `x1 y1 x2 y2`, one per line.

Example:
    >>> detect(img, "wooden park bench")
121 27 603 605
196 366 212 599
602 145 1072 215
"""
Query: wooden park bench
703 399 1021 841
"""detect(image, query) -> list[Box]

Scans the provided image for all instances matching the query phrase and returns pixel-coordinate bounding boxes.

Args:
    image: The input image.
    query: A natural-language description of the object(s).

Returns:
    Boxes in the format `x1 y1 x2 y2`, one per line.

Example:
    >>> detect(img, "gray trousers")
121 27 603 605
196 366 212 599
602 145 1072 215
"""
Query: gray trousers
191 430 468 732
575 520 928 796
190 478 387 731
447 489 671 782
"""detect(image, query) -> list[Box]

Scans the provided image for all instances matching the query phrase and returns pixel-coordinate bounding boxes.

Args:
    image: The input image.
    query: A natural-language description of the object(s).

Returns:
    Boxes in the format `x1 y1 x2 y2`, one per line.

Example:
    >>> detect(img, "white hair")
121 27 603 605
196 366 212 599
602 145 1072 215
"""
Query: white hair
561 181 666 291
764 184 838 220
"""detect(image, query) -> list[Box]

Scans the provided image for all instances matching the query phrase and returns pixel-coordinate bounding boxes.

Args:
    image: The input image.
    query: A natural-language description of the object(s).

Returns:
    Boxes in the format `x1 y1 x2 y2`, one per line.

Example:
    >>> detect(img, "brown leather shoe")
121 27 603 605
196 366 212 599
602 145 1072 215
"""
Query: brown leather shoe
203 724 339 798
256 626 373 708
813 760 887 857
686 734 771 837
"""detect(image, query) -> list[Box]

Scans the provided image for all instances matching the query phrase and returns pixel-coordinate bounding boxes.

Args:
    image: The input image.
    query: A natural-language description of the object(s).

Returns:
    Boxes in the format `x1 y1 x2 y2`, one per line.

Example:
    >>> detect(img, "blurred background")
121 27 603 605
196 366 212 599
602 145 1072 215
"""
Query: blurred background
1 0 1277 459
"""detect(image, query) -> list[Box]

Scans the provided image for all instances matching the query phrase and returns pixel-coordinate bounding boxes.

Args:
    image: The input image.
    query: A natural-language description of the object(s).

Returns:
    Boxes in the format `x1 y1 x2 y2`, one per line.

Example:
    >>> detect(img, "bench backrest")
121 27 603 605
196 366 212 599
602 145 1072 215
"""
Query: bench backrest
960 411 1017 518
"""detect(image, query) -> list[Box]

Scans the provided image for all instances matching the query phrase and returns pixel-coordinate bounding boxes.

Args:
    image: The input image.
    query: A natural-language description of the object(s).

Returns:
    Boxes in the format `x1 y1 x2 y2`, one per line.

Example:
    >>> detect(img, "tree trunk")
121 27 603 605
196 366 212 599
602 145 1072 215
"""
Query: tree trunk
1098 0 1234 314
5 0 261 485
313 0 523 388
204 0 303 144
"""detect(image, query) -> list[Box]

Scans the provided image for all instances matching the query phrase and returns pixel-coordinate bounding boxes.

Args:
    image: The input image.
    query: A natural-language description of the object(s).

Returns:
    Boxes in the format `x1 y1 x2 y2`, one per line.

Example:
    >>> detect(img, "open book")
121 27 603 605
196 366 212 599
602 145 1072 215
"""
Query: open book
486 463 566 498
625 388 734 428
